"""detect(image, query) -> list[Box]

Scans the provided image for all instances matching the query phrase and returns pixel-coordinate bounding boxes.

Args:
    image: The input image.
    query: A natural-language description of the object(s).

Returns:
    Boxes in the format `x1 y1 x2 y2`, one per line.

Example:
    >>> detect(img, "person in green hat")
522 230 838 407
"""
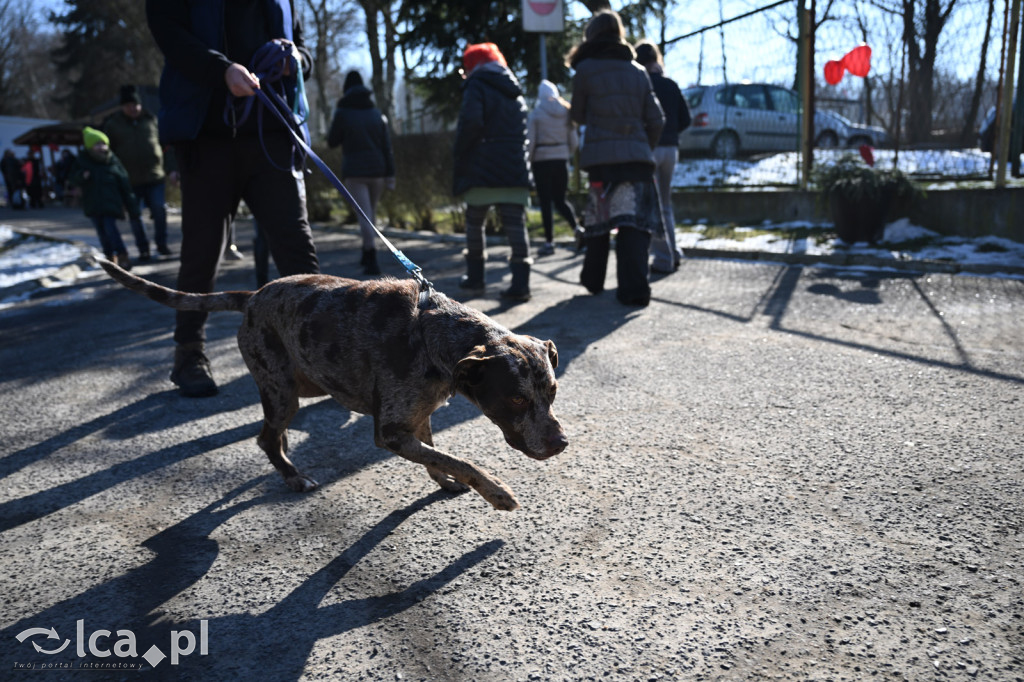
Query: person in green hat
70 126 141 270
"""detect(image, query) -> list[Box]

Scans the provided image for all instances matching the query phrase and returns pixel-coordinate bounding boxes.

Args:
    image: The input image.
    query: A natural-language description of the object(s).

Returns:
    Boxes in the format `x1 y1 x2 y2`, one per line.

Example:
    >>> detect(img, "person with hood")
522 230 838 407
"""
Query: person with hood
635 40 691 273
327 70 396 276
527 79 579 256
567 10 665 307
70 127 140 270
102 84 173 261
454 42 533 302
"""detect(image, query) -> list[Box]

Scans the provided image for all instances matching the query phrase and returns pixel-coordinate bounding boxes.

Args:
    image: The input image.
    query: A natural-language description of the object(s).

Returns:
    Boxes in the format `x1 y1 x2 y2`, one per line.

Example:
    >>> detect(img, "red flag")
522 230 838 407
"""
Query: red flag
858 144 875 167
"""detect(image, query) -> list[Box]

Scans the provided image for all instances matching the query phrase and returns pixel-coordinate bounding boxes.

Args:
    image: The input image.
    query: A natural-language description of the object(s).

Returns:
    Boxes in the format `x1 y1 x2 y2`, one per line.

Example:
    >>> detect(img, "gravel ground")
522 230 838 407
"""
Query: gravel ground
1 223 1022 681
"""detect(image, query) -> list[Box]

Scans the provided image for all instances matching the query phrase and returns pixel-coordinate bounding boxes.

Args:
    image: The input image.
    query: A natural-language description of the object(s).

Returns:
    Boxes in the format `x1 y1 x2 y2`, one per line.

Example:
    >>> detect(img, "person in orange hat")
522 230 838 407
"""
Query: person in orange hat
453 42 533 302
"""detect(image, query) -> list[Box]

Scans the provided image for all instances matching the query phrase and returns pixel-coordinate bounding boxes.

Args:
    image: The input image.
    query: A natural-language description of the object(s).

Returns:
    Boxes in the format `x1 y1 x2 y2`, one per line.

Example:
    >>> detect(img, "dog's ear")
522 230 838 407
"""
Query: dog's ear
454 346 491 389
545 340 558 369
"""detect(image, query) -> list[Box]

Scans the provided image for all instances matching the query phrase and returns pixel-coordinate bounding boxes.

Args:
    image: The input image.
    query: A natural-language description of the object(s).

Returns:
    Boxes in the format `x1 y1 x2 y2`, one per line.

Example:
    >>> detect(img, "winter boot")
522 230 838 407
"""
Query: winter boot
459 256 485 292
361 248 381 276
579 233 610 295
615 226 652 307
500 261 532 302
170 342 218 398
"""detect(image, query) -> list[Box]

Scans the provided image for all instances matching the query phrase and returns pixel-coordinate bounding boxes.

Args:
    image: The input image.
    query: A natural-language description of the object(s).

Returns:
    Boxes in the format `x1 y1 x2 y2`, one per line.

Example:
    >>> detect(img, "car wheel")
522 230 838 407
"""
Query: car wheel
816 131 839 148
711 131 739 159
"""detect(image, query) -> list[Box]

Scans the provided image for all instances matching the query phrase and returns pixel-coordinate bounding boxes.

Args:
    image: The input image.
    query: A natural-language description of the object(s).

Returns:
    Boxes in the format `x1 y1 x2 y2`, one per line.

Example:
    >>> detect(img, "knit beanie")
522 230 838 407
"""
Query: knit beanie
120 84 141 104
343 71 363 93
82 127 109 150
463 43 507 76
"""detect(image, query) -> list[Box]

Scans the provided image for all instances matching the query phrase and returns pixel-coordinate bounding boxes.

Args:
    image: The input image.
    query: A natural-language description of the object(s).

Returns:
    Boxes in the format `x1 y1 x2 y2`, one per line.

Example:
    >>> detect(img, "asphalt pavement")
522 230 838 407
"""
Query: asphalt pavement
1 207 1022 681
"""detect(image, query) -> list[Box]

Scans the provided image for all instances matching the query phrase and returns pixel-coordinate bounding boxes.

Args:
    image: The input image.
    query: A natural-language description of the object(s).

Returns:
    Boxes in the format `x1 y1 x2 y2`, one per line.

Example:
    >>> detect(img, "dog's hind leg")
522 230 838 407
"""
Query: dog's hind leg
240 324 318 493
415 419 469 494
255 386 319 492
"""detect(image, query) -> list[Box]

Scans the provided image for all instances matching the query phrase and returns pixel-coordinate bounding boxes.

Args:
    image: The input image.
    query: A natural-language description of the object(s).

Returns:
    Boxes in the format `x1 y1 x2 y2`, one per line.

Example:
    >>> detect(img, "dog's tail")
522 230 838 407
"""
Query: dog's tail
99 258 253 313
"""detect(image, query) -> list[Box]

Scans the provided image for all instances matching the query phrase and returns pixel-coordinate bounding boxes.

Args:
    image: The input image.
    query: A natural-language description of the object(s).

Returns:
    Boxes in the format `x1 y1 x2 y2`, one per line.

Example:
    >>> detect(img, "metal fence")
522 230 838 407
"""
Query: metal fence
663 0 1016 188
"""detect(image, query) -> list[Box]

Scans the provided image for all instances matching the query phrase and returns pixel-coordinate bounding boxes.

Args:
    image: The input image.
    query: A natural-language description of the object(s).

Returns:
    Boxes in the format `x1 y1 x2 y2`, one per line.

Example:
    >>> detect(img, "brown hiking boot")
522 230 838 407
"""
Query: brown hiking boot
170 343 218 397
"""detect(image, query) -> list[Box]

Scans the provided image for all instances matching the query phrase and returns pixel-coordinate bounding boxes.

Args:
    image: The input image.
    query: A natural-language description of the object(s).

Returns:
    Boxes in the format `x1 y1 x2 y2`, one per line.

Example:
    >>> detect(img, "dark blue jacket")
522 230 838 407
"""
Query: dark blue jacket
650 71 691 147
146 0 306 144
327 86 395 179
452 64 530 197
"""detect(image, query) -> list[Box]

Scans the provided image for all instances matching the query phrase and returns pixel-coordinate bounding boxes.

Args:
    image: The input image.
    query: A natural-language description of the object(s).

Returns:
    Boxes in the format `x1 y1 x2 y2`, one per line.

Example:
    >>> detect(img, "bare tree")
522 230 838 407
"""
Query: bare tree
356 0 397 123
871 0 959 143
301 0 358 140
959 0 995 144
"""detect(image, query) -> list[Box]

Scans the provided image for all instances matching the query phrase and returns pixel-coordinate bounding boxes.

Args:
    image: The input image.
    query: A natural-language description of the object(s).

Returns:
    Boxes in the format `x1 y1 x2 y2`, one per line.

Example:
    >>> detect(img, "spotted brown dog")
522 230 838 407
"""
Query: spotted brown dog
99 260 567 510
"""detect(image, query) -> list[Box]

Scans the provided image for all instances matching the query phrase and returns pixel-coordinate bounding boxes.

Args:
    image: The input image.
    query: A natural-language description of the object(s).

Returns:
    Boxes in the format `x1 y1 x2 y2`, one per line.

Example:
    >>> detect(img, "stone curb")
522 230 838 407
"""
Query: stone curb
366 225 1024 277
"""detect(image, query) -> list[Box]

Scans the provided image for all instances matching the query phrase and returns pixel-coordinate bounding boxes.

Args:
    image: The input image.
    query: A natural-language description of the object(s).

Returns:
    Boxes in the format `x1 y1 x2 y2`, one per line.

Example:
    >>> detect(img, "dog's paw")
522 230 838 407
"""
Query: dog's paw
487 489 520 512
285 474 319 492
428 467 470 493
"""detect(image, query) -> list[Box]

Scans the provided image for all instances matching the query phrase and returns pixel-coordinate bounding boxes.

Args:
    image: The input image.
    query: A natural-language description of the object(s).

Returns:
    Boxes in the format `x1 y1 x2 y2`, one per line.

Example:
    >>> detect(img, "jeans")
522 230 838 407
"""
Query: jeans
128 180 169 254
90 215 128 258
651 146 681 270
345 177 387 250
464 203 530 264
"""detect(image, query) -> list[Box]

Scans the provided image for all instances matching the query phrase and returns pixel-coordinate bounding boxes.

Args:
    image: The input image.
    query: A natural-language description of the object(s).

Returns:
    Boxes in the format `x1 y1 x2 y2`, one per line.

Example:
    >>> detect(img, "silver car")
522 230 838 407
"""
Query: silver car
678 82 857 158
815 110 891 148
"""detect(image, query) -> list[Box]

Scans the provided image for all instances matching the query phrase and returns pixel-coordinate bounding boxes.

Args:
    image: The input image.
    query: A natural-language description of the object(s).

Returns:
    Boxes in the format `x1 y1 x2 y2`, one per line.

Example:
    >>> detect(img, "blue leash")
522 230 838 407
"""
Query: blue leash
228 42 434 297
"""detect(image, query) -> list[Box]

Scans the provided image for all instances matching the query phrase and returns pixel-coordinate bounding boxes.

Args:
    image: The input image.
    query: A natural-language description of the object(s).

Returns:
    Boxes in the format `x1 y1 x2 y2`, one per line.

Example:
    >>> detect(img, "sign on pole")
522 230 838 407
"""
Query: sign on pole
522 0 564 33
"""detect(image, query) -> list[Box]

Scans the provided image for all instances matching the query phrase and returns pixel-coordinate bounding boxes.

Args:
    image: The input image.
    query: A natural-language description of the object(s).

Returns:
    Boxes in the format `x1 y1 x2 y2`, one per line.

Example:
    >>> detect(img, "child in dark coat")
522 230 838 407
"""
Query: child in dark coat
71 127 141 270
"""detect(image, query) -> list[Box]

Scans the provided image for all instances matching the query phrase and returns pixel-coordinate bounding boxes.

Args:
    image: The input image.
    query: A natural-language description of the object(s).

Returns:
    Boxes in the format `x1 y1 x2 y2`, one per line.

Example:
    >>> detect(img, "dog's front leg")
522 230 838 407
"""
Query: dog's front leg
414 420 469 493
380 425 519 511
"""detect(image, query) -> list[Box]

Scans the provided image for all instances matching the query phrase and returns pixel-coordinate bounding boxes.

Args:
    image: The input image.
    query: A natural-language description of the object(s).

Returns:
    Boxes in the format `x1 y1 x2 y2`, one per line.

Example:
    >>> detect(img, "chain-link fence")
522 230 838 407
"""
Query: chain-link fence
664 0 1015 188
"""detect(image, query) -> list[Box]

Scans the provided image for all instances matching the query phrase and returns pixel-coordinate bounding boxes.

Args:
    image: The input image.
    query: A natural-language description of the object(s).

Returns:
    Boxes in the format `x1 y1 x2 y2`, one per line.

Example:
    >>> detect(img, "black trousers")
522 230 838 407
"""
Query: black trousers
532 159 578 243
174 133 319 345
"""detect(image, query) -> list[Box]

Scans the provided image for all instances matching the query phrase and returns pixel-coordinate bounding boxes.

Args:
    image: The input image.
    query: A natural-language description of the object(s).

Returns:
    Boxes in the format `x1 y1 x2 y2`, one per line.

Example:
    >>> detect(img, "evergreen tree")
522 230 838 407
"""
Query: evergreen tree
49 0 163 118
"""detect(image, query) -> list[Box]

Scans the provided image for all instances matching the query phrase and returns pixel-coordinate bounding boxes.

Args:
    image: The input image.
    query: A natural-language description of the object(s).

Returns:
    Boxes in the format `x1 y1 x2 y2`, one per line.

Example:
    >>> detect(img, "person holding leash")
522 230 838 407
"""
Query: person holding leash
146 0 321 398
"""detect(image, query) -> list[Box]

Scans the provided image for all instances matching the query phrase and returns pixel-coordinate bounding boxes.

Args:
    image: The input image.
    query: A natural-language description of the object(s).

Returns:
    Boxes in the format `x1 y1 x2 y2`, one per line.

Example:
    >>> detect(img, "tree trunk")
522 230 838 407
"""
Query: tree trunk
960 0 995 145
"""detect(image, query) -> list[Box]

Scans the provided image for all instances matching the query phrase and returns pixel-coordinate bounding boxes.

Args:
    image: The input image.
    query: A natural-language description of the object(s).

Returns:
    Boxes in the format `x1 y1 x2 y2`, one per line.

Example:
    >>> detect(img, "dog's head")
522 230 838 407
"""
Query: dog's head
454 335 567 460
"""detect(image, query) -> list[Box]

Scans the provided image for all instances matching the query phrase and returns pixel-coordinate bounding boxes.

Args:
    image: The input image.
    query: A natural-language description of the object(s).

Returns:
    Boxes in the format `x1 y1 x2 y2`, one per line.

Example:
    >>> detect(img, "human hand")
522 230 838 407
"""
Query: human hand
386 176 396 191
168 171 180 186
225 63 260 97
272 38 300 76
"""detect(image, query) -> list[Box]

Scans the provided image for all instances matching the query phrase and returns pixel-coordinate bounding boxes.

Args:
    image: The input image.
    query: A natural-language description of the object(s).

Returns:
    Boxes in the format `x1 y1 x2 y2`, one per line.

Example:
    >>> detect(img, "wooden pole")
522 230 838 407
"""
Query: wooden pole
799 4 813 188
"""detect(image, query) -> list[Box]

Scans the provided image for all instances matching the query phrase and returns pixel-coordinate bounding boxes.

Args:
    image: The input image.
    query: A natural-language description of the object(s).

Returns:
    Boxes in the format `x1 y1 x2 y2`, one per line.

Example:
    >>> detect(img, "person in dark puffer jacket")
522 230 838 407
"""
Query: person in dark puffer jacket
453 42 533 302
568 10 665 307
635 40 691 274
328 70 396 275
70 127 141 271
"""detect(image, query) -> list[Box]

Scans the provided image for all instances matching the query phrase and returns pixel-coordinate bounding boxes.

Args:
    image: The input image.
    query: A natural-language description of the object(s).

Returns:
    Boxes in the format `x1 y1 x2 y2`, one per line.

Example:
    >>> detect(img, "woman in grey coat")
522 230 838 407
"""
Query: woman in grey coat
527 79 579 256
328 70 396 275
568 9 665 306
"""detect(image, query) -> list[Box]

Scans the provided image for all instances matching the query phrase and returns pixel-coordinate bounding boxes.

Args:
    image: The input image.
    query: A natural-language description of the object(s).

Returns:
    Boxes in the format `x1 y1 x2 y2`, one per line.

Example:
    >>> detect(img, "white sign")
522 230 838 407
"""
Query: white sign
522 0 564 32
